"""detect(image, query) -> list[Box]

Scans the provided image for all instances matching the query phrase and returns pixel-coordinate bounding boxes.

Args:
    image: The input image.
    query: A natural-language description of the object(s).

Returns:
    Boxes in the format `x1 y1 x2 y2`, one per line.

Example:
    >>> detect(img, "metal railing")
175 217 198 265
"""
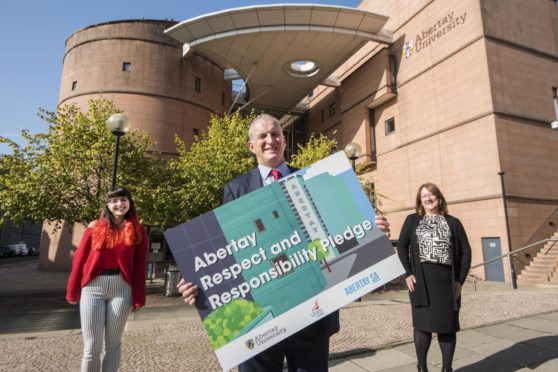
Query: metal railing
468 237 558 290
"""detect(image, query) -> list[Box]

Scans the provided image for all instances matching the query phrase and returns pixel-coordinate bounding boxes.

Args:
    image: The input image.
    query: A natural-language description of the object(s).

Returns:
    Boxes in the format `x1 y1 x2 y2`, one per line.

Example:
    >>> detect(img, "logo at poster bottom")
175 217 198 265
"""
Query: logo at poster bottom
244 339 255 350
311 298 325 318
245 325 288 350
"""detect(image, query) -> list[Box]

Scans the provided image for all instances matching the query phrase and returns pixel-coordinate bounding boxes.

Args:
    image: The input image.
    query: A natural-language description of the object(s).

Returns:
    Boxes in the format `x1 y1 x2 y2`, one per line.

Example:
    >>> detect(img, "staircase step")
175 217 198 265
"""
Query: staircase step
517 277 549 284
518 272 551 280
525 261 558 268
522 268 554 275
529 256 558 263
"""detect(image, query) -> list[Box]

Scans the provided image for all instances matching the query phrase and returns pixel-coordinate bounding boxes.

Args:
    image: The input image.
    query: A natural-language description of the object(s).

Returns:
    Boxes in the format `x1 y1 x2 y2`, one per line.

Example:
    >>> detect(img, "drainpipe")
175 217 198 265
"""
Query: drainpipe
498 171 518 289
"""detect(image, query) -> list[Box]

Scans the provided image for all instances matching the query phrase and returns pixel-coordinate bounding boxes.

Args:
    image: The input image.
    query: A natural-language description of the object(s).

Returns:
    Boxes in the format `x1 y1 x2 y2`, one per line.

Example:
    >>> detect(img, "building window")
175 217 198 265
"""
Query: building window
195 77 202 92
329 103 336 117
71 81 77 91
368 109 377 161
192 128 199 136
122 62 131 72
388 54 397 93
385 118 395 135
255 219 265 232
321 110 325 122
273 210 279 219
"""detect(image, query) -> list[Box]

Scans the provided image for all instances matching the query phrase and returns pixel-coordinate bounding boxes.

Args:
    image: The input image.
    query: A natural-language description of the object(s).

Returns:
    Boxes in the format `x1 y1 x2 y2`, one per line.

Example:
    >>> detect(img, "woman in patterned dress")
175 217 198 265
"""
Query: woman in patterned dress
397 183 471 372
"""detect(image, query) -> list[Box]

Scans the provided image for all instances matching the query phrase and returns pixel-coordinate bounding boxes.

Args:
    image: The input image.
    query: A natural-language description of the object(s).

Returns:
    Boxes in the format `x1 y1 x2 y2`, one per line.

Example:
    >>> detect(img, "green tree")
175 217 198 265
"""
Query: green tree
0 98 158 228
153 112 257 226
356 164 388 216
290 132 386 215
289 132 338 169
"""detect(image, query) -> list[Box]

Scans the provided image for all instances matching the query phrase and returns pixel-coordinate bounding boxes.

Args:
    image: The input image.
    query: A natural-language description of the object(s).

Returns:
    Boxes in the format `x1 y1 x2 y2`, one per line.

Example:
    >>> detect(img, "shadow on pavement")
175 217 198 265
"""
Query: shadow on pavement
457 335 558 371
328 347 377 366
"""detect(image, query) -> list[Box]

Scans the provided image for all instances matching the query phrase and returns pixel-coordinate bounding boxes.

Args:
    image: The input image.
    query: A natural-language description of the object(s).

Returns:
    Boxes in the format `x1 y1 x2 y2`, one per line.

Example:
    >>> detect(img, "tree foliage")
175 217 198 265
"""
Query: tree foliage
290 132 385 215
356 164 388 216
289 132 338 169
150 112 257 227
0 98 157 228
0 100 384 230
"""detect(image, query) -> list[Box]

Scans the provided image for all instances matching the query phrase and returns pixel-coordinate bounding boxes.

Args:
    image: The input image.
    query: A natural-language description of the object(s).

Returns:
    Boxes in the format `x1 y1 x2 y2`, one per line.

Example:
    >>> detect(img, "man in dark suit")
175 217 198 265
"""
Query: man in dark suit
178 114 390 371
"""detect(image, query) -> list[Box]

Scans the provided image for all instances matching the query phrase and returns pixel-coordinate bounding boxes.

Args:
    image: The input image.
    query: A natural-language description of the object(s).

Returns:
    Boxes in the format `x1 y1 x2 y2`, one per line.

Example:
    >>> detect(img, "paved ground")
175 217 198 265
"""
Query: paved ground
1 257 558 371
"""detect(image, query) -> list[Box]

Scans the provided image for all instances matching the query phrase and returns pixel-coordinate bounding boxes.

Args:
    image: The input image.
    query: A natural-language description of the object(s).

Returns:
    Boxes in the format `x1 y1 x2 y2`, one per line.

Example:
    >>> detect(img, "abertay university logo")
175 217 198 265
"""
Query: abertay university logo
402 40 414 59
245 326 287 350
244 338 255 350
403 10 468 59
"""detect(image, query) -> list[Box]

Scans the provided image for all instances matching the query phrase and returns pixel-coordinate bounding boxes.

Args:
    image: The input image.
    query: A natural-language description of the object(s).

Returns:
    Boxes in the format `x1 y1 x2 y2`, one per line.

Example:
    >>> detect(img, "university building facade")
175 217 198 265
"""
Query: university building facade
307 0 558 282
42 1 558 285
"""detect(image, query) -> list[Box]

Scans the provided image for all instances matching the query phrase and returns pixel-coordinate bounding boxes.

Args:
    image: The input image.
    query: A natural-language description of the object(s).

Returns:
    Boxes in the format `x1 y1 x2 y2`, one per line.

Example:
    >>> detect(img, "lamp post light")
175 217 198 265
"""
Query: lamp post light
552 87 558 130
344 142 362 172
107 113 131 188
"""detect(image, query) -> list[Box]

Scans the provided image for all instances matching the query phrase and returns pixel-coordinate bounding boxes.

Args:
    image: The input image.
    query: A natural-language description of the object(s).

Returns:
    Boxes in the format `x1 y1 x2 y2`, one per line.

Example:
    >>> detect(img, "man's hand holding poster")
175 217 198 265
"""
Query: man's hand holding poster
164 151 405 370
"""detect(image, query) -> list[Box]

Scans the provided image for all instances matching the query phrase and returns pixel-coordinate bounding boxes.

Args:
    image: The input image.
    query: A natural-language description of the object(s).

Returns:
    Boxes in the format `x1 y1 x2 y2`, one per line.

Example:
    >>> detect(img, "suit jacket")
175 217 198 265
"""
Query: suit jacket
222 166 340 336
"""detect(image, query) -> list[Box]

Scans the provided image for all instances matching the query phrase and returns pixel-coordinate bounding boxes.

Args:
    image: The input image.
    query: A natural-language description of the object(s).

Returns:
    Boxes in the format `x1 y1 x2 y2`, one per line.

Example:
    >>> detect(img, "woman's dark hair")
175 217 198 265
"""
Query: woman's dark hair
415 182 448 215
103 187 137 228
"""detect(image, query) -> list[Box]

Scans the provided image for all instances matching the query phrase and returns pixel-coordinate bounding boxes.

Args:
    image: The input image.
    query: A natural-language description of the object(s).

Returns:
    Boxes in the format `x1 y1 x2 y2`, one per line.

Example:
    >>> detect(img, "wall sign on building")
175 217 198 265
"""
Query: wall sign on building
404 10 468 57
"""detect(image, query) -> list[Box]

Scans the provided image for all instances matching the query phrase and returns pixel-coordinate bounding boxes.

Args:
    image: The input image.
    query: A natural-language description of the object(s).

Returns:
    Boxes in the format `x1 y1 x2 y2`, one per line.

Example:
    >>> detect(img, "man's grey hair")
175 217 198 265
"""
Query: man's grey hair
248 114 282 140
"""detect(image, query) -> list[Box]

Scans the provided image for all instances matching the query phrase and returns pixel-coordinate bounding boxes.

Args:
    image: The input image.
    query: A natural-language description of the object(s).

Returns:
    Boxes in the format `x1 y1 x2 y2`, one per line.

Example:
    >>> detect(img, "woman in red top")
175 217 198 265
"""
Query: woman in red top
67 187 147 372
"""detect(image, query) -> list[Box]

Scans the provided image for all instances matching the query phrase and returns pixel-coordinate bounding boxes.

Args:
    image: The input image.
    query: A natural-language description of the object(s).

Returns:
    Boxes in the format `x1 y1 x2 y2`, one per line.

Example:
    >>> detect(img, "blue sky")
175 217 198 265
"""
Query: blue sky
0 0 360 154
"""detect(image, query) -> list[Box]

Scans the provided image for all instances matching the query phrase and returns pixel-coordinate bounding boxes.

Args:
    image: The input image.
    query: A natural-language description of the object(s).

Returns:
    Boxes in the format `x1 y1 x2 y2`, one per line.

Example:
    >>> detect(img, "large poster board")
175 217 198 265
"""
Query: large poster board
164 152 405 370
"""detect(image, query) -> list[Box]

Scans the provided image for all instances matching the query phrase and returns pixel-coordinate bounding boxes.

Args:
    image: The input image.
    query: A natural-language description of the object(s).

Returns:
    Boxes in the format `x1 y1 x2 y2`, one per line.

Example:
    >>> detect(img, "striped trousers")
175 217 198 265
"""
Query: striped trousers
79 274 132 372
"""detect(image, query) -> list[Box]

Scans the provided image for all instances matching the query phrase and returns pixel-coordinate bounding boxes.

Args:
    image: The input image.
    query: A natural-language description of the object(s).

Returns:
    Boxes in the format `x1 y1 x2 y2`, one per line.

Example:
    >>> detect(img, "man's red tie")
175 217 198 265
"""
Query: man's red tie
271 169 282 181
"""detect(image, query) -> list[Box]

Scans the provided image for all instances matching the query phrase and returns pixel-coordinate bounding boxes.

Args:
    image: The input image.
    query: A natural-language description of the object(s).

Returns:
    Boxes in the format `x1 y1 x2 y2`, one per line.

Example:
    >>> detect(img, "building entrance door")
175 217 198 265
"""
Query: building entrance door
482 237 505 282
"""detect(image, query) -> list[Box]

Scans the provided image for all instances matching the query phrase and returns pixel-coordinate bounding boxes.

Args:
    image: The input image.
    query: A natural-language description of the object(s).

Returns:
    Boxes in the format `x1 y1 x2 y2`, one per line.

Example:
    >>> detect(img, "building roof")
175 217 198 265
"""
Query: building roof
165 4 391 113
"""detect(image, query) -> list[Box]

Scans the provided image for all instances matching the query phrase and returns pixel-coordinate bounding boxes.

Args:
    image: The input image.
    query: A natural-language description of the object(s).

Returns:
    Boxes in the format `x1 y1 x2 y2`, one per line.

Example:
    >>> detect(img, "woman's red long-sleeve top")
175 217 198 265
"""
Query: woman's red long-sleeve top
66 227 148 307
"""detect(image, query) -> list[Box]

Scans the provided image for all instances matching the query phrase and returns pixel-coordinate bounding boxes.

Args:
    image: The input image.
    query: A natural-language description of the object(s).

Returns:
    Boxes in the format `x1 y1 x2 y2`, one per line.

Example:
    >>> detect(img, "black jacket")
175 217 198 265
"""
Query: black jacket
397 213 472 310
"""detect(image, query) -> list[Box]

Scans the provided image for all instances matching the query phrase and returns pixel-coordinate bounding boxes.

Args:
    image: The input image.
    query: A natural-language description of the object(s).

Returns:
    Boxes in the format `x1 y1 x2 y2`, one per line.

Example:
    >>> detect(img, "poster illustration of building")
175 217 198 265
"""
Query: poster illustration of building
164 151 405 370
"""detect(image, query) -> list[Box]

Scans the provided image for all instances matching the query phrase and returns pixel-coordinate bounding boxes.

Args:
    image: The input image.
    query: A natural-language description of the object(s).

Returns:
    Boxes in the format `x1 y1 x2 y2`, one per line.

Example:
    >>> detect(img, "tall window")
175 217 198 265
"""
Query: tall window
329 103 336 117
388 54 397 93
71 81 78 91
195 77 202 92
385 118 395 135
368 109 377 161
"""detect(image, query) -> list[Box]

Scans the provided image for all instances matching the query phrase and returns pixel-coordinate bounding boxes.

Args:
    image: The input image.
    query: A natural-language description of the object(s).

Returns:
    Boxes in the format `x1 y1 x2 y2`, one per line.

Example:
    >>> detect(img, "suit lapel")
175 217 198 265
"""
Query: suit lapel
247 167 263 192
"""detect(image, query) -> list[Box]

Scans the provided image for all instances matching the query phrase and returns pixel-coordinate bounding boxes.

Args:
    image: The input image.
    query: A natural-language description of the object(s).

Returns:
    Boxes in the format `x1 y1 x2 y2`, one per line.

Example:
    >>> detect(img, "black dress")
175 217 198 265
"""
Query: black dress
397 214 472 334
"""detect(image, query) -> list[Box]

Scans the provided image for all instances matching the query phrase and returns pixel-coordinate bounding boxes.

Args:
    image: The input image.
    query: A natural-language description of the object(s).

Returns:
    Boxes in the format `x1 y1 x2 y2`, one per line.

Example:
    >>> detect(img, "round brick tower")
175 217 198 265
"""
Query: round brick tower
59 19 231 155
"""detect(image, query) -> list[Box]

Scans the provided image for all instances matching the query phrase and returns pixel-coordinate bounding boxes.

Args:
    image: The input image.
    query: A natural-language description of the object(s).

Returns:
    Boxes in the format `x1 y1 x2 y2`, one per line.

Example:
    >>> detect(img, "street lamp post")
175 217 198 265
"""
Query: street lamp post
552 87 558 130
343 142 362 172
107 113 131 188
498 171 517 289
344 142 363 302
